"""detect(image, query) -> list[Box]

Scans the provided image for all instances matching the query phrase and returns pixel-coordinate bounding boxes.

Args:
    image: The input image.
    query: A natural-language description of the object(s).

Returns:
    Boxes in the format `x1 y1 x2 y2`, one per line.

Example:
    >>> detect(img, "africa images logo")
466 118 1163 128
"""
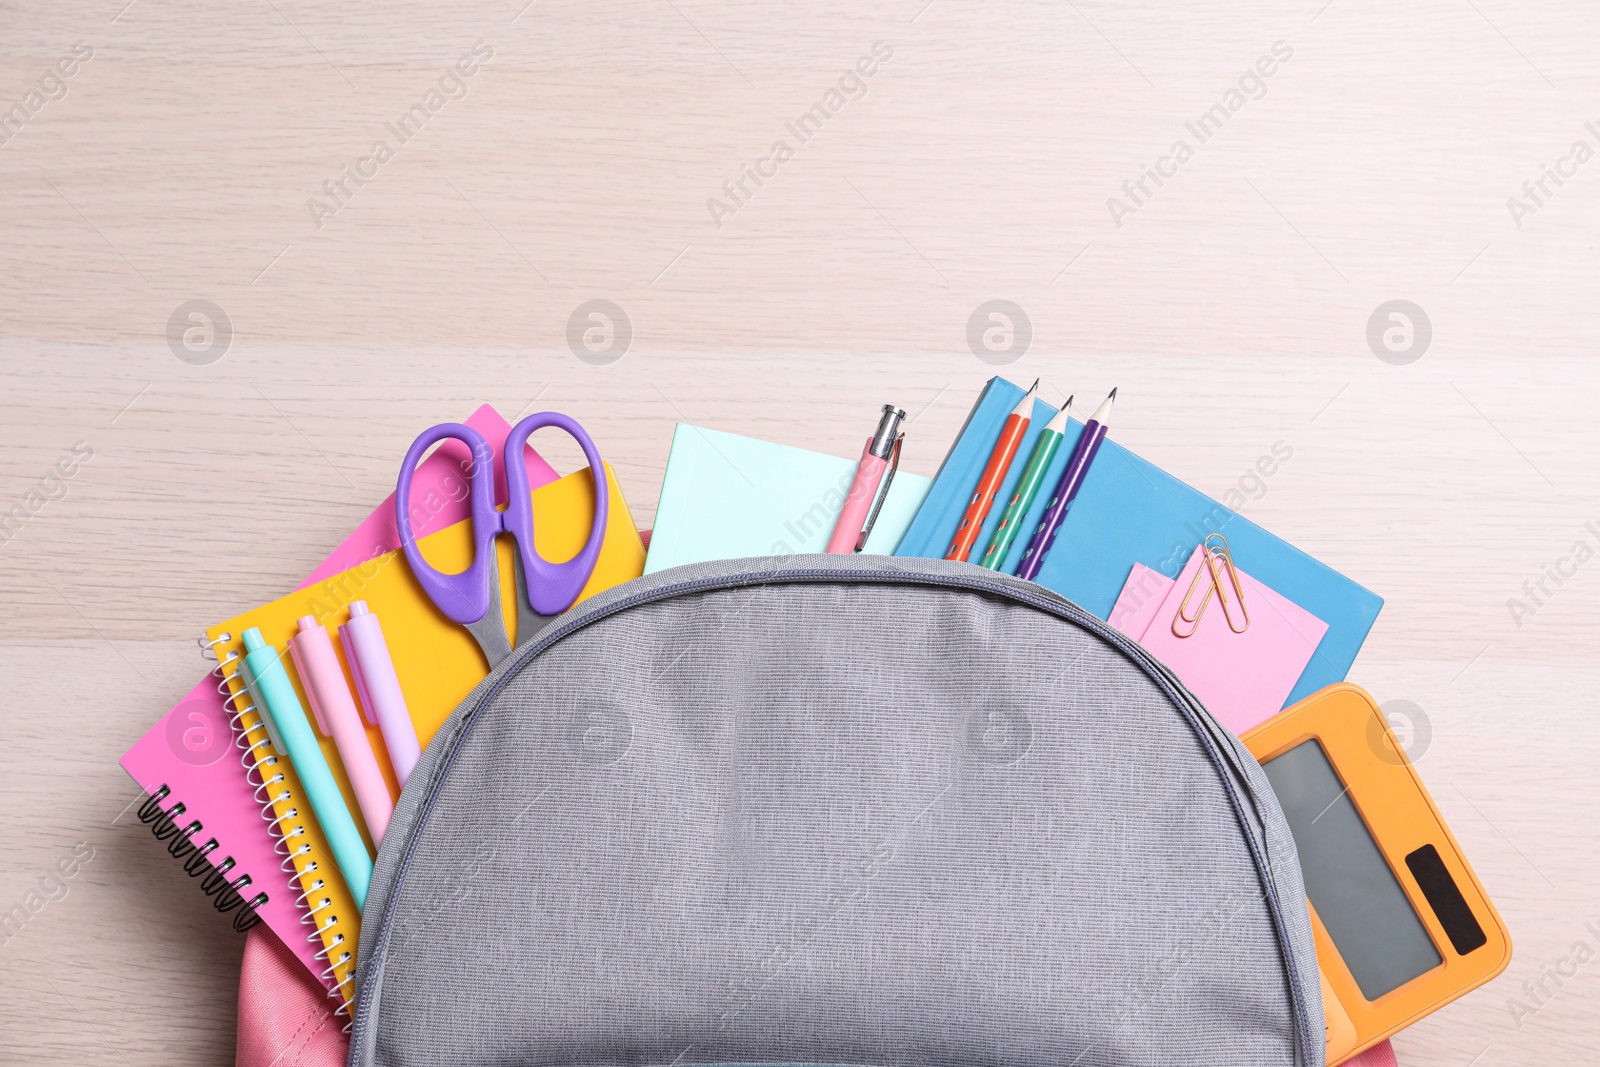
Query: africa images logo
705 42 894 228
1106 41 1293 228
305 42 494 229
966 706 1033 766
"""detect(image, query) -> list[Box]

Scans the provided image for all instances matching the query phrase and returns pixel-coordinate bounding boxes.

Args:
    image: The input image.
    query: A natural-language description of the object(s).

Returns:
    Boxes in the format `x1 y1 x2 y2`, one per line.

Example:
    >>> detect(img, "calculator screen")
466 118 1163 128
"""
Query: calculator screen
1262 739 1442 1000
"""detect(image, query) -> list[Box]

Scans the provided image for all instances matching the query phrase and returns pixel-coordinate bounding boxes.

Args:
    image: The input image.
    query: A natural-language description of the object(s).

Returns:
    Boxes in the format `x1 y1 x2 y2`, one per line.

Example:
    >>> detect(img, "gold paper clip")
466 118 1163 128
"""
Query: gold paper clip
1171 533 1250 638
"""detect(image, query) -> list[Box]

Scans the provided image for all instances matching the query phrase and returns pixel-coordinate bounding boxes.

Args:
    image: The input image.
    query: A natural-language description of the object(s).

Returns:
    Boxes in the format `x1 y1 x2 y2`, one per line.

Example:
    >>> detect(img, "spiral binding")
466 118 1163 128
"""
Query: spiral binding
206 630 358 1019
136 786 266 932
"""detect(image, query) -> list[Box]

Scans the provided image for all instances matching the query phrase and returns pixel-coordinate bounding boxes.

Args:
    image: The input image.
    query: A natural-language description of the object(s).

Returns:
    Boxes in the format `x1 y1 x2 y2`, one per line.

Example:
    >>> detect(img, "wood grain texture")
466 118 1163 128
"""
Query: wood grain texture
2 1 1596 1063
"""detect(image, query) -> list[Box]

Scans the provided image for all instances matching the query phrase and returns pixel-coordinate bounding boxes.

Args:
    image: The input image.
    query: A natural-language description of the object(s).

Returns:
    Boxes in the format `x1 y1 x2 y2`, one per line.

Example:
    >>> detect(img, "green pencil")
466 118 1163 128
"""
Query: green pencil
978 397 1072 570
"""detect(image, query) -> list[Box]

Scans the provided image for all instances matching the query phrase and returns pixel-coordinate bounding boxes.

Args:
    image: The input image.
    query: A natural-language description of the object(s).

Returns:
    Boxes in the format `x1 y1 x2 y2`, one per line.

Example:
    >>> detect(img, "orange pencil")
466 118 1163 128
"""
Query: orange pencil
944 378 1039 562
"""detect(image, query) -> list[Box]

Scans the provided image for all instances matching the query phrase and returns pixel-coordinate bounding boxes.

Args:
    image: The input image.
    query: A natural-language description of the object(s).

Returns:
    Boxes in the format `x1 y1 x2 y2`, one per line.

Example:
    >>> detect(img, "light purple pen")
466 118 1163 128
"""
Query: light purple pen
1013 388 1117 581
339 600 423 787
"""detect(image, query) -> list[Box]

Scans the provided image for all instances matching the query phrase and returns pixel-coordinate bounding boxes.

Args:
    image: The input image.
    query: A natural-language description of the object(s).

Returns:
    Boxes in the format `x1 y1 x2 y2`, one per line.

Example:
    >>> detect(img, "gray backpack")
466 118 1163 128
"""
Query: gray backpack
350 555 1323 1067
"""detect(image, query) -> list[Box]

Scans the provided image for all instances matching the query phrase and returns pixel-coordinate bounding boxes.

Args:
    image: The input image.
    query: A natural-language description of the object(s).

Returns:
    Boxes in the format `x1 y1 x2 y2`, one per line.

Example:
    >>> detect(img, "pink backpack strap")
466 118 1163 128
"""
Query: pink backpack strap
1346 1041 1400 1067
236 925 349 1067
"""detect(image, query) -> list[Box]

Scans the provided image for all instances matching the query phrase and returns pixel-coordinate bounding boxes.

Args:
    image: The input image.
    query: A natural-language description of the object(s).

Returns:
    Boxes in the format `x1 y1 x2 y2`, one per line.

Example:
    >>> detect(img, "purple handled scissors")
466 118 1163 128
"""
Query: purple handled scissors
395 412 609 670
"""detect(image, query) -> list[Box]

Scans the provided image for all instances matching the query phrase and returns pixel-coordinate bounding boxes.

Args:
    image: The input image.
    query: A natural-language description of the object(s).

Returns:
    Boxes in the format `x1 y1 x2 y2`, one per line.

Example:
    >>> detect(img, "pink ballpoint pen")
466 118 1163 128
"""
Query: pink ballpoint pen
826 404 907 553
288 614 395 845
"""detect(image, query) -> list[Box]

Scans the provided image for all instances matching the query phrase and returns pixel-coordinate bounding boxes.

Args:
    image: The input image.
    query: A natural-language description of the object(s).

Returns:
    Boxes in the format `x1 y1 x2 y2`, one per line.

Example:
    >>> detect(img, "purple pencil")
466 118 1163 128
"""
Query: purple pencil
1013 388 1116 581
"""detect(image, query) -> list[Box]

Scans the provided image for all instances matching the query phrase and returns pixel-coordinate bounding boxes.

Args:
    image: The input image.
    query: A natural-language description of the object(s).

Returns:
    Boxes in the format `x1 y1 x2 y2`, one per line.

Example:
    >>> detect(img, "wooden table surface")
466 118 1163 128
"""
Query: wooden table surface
3 1 1596 1063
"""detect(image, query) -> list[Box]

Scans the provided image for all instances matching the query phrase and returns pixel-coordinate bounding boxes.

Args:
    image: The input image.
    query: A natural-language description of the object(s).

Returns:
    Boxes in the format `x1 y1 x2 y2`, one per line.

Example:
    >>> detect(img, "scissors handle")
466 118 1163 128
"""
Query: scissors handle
503 412 609 617
396 423 500 627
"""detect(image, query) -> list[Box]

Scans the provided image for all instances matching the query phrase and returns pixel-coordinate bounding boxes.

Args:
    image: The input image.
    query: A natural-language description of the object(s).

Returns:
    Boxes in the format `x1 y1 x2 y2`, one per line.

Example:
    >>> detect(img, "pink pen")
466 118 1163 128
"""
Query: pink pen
825 404 907 554
339 601 422 788
288 614 394 845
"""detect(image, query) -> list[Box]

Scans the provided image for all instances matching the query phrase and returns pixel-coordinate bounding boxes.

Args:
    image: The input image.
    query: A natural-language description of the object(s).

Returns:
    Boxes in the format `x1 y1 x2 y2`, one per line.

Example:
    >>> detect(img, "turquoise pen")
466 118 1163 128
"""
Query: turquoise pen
241 626 373 908
978 397 1071 570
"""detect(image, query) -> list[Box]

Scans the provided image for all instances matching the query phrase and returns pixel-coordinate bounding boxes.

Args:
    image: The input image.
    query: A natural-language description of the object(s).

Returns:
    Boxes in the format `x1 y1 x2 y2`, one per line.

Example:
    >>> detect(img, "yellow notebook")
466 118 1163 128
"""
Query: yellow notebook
208 464 645 1003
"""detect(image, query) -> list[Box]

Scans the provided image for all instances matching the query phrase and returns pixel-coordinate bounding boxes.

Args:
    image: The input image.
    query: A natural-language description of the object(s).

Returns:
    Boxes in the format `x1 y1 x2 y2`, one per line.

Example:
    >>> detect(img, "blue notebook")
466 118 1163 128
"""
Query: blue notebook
895 377 1382 706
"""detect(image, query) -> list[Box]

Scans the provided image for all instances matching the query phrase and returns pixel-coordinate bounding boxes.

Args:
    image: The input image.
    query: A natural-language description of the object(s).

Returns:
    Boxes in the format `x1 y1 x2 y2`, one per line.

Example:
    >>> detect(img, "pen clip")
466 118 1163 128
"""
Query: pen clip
238 658 288 756
854 432 904 553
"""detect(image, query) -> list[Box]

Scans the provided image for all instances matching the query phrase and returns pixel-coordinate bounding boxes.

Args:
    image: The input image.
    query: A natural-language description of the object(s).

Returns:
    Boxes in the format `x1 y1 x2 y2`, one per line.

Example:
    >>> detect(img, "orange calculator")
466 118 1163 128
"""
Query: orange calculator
1241 684 1511 1064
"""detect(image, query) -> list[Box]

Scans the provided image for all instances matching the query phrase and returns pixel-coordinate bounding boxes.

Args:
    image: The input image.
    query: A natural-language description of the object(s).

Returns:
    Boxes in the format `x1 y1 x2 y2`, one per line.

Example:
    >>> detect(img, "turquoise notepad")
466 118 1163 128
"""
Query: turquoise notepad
895 378 1383 707
644 424 932 575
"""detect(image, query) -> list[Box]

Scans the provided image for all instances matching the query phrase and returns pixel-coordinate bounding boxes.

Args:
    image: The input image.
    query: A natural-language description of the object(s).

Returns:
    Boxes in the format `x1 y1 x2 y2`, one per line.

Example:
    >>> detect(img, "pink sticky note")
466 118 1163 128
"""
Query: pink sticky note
1108 562 1176 639
1120 546 1330 736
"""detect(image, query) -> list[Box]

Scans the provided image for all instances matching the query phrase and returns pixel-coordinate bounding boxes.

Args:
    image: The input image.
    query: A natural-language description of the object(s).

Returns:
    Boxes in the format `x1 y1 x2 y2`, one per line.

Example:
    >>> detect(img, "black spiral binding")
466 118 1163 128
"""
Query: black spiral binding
136 785 266 932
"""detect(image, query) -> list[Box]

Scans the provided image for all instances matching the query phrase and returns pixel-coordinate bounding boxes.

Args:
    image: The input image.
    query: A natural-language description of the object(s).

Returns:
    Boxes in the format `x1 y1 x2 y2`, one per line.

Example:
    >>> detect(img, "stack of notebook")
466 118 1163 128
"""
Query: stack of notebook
890 377 1381 707
120 404 648 1001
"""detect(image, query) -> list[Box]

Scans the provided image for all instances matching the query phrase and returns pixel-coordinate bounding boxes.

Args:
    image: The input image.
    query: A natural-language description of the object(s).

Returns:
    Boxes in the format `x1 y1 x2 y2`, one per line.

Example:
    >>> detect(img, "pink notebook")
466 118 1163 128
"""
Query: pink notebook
120 404 558 987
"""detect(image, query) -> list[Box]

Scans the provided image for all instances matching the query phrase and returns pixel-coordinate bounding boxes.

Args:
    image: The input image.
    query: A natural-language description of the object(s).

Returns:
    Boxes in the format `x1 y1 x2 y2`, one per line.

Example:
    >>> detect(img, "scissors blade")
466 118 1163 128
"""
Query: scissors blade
462 547 514 670
511 550 557 649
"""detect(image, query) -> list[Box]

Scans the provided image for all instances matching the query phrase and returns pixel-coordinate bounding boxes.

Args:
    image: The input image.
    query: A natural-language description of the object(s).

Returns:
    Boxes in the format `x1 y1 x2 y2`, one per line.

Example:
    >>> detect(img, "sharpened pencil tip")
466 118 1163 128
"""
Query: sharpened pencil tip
1041 395 1074 433
1108 387 1118 399
1027 378 1040 394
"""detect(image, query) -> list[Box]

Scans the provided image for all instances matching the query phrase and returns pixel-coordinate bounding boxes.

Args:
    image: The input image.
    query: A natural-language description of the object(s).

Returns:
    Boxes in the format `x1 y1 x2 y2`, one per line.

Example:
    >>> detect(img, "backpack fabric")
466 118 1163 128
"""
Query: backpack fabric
349 554 1323 1067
